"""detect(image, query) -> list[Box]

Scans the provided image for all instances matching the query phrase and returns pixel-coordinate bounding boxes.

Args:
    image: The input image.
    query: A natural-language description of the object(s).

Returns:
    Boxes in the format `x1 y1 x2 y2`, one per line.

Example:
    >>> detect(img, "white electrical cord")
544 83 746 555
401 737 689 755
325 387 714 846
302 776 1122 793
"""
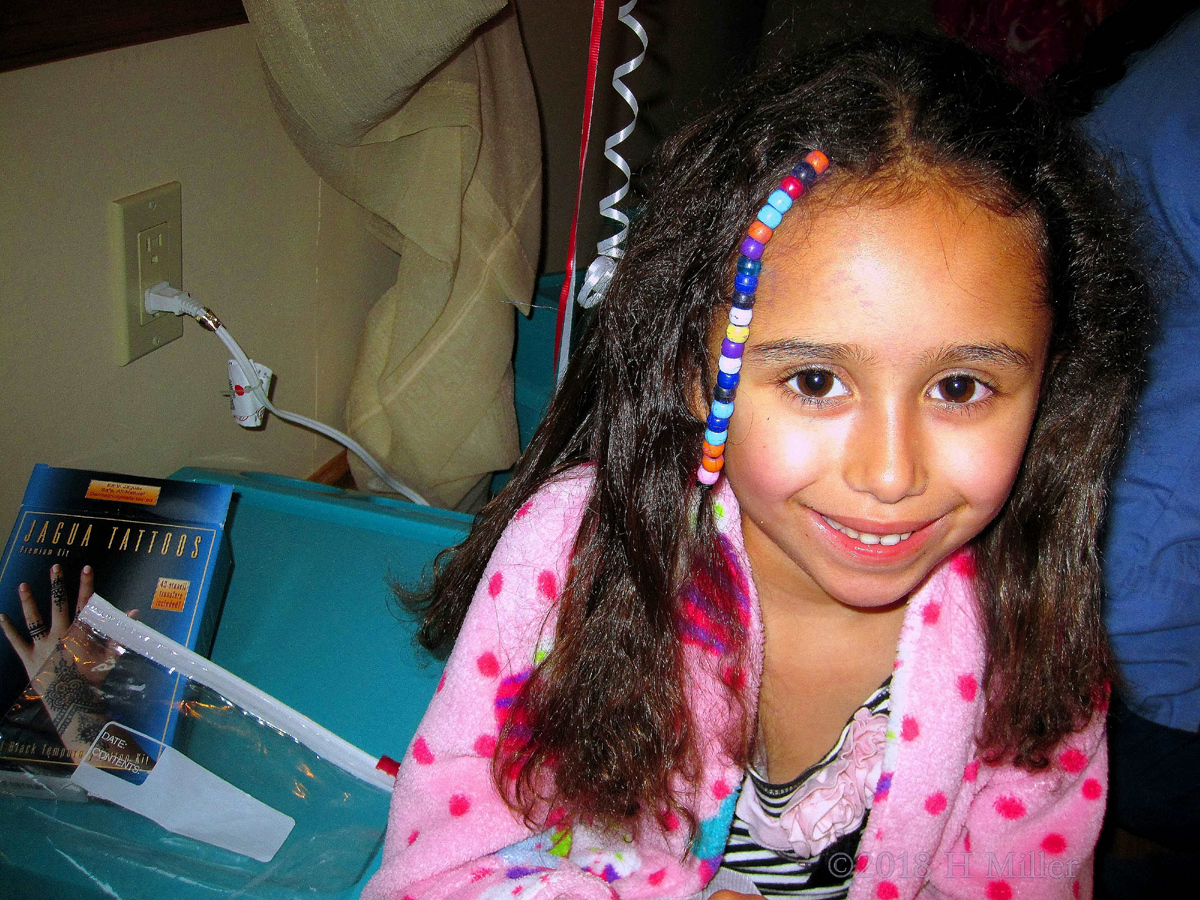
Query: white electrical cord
145 282 430 506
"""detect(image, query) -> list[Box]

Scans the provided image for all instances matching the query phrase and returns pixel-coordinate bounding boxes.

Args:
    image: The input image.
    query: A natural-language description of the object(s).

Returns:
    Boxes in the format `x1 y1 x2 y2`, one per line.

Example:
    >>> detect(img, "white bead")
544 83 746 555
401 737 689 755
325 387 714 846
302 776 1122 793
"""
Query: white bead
729 306 753 327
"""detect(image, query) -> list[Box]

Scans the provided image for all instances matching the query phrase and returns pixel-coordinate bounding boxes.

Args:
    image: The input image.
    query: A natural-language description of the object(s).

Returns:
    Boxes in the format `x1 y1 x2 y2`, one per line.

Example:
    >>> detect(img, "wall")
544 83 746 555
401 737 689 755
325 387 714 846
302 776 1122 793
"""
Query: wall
0 24 399 524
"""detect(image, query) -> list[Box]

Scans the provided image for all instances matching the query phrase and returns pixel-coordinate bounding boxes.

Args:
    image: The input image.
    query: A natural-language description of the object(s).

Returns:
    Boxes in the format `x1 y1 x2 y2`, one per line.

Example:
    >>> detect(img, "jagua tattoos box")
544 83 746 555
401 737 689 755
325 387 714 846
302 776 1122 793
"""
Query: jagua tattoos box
0 465 233 778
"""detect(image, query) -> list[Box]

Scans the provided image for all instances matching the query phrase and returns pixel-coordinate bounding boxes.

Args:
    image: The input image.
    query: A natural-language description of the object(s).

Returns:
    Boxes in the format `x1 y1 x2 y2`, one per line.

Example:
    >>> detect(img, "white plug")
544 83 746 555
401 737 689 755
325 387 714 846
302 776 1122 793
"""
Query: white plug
145 282 205 318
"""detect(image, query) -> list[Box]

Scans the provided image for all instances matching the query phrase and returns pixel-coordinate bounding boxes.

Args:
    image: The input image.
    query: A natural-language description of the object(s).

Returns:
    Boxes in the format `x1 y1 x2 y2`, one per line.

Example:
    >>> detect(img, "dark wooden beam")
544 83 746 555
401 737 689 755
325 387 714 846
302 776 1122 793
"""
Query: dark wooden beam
0 0 248 74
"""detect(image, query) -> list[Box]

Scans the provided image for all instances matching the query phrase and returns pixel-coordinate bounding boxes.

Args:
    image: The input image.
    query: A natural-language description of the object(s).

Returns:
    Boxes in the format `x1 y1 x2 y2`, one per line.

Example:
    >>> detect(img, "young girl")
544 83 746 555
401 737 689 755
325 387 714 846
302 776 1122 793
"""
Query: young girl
363 32 1150 900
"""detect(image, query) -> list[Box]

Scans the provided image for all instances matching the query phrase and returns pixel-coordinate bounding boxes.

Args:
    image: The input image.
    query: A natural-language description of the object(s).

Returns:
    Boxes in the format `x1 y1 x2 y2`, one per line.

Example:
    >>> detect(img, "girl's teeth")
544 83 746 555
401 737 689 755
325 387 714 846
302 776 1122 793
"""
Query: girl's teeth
821 515 913 546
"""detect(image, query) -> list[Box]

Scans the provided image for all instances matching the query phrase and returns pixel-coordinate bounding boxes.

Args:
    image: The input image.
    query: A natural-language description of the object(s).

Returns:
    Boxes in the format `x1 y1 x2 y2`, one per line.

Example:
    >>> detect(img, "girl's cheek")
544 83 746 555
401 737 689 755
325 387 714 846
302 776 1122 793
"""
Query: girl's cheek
938 421 1030 516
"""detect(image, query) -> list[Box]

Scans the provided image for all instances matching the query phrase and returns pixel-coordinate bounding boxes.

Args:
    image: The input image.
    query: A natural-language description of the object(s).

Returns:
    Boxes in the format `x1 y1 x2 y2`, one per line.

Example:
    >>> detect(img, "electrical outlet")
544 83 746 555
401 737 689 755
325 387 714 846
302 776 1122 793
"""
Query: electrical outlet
111 182 183 365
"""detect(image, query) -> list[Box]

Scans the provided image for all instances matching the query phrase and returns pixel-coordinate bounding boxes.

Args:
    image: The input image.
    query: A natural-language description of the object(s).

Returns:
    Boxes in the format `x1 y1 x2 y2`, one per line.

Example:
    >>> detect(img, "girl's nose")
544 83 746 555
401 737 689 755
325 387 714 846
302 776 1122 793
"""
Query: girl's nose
843 403 927 504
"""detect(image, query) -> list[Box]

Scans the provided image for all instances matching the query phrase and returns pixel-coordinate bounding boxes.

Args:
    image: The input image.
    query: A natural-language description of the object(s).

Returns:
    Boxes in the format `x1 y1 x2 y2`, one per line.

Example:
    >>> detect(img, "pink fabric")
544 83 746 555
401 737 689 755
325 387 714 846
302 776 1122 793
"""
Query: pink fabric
363 469 1107 900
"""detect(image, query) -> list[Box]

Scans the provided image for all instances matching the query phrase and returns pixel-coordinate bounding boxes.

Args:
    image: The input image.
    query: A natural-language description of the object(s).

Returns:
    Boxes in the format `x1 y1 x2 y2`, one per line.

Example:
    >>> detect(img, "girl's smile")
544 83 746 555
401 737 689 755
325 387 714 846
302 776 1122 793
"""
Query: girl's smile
721 187 1051 613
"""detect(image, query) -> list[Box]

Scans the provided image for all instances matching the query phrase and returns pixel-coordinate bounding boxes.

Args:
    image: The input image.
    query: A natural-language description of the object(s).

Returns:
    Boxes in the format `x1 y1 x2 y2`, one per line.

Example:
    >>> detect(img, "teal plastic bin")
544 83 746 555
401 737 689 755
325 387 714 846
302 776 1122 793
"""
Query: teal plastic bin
0 470 471 899
0 277 563 899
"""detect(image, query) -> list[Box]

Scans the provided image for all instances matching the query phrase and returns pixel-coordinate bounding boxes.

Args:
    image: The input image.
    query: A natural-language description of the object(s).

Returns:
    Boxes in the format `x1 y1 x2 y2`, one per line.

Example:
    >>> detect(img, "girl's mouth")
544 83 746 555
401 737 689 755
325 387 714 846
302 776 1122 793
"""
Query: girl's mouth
820 514 912 546
814 511 938 561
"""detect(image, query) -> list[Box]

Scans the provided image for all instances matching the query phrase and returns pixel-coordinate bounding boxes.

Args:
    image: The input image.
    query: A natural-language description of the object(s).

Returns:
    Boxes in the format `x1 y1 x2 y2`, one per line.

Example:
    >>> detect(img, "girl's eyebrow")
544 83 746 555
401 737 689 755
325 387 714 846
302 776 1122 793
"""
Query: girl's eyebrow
745 339 873 363
921 343 1036 369
744 339 1035 369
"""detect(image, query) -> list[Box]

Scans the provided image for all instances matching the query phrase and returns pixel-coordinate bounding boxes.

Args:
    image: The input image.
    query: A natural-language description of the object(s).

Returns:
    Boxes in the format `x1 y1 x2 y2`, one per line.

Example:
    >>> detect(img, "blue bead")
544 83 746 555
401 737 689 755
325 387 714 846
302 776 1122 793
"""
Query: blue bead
716 370 740 390
734 272 758 293
706 413 730 431
711 400 734 419
704 428 727 446
713 385 735 402
731 291 755 309
767 189 793 214
757 205 783 229
793 160 817 187
736 257 763 275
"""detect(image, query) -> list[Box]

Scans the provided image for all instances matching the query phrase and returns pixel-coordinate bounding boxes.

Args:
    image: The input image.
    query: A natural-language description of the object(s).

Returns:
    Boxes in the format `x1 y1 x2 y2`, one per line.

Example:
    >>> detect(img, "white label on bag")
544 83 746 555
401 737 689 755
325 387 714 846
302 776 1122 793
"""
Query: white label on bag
72 722 295 863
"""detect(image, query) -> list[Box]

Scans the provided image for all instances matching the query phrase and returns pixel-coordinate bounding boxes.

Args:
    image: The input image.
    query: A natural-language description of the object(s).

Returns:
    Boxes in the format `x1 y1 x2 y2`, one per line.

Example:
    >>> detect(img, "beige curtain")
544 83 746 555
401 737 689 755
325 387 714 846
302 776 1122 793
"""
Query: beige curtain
243 0 542 509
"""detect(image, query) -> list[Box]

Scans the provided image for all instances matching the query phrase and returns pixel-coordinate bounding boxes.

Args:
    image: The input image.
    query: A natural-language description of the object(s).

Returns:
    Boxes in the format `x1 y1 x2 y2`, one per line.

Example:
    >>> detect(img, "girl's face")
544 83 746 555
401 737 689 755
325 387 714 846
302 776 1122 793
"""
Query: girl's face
721 187 1050 611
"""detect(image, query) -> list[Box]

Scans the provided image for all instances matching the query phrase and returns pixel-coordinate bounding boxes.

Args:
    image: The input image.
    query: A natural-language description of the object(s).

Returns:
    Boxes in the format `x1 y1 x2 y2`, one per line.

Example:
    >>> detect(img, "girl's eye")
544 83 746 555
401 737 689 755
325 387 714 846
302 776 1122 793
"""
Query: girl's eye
930 374 991 404
787 369 849 399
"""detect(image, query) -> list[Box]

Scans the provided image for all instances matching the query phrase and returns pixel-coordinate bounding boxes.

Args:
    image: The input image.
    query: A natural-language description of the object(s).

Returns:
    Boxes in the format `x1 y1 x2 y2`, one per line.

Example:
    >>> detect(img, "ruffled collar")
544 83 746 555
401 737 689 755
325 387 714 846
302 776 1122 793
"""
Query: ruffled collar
735 695 889 859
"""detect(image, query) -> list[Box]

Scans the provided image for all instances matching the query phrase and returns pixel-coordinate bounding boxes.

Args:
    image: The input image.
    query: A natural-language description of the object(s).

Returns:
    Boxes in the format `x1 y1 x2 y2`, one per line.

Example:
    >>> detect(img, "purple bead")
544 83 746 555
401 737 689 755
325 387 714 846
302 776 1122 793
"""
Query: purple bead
739 236 764 259
720 339 744 358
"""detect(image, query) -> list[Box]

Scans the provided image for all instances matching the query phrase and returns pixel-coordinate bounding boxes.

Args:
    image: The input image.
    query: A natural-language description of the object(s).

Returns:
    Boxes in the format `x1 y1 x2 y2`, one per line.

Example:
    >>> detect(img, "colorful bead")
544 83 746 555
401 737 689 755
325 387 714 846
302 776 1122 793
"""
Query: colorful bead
767 189 793 213
757 205 783 229
739 237 764 259
711 400 734 419
698 149 831 485
734 272 758 294
715 355 744 374
793 160 818 187
747 221 773 244
720 338 745 358
729 306 752 327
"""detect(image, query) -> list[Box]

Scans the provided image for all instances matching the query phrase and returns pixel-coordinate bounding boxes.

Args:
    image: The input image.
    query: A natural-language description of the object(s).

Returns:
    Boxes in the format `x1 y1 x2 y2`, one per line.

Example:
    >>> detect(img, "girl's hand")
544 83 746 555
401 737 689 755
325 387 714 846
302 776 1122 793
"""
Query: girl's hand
709 891 763 900
0 563 94 680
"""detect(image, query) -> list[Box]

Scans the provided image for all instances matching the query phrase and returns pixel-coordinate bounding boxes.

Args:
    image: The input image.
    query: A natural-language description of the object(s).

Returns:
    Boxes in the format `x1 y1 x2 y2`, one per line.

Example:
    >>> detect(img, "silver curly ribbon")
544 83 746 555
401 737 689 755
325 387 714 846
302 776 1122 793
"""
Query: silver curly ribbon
575 0 648 310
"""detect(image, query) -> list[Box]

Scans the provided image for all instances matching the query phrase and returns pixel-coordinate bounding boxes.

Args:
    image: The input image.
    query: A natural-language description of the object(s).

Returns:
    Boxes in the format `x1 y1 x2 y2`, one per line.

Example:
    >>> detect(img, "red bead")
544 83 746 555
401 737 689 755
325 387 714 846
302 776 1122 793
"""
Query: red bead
780 176 803 198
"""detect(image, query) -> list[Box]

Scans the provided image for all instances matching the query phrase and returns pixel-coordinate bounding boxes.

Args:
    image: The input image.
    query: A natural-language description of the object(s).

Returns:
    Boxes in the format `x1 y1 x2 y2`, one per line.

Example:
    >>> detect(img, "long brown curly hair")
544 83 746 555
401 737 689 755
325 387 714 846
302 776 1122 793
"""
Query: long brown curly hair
400 30 1152 838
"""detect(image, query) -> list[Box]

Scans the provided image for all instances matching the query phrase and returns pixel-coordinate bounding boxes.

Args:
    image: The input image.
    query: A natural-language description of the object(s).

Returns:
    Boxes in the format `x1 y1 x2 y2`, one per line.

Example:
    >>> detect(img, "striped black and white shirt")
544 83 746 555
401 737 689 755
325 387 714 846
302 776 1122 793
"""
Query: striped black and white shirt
717 679 892 899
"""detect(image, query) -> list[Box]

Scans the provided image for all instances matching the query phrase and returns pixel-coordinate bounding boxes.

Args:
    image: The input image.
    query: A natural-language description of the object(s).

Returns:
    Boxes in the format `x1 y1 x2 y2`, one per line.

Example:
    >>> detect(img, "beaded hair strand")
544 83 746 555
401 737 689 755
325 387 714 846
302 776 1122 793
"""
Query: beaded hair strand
698 150 832 484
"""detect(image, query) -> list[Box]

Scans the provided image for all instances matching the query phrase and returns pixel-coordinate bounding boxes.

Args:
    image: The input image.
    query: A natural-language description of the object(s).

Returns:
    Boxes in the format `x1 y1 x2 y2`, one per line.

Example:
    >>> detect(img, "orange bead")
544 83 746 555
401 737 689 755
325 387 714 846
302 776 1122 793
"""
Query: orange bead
805 150 830 174
702 441 724 459
701 454 725 473
747 220 773 243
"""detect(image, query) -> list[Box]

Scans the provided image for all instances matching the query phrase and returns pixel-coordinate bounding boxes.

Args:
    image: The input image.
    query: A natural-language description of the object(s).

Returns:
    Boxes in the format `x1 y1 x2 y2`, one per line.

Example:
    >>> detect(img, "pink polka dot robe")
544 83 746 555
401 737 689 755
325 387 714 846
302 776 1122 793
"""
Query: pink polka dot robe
362 469 1107 900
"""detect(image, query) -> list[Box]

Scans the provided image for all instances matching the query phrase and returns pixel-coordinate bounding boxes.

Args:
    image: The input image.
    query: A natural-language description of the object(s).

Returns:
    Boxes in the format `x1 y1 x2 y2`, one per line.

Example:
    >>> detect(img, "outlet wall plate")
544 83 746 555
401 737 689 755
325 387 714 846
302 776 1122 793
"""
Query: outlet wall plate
111 182 184 365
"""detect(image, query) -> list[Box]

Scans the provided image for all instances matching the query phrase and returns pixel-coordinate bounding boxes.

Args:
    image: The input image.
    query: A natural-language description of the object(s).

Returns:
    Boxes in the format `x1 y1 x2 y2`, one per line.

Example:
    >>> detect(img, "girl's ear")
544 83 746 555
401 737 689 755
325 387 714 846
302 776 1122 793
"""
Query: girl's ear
688 374 711 422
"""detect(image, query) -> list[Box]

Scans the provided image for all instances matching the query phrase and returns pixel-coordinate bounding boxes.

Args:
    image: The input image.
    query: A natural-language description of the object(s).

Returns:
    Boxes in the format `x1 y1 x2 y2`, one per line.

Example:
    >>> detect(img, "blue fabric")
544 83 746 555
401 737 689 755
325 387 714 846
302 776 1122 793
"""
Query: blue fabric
1085 11 1200 732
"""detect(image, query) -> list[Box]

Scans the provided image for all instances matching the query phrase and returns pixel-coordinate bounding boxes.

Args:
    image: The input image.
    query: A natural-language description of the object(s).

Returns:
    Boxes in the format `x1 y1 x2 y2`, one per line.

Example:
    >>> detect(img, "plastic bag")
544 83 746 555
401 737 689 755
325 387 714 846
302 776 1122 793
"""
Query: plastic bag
0 595 393 899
